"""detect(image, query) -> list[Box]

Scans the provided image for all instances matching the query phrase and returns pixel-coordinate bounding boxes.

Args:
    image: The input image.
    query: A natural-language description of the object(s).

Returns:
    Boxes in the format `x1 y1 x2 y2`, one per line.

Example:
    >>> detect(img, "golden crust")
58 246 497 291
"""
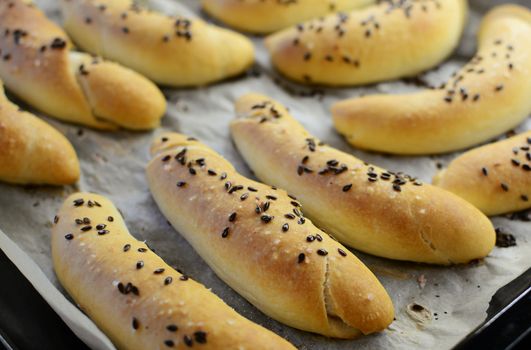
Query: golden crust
433 131 531 216
147 133 394 338
332 4 531 154
231 93 495 265
202 0 373 34
60 0 255 86
52 193 296 350
0 81 79 185
265 0 467 85
0 0 165 130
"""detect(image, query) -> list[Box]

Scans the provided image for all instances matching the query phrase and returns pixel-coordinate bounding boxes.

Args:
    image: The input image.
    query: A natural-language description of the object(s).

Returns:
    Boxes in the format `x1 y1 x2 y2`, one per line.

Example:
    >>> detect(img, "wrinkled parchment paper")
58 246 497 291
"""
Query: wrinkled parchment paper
0 0 530 349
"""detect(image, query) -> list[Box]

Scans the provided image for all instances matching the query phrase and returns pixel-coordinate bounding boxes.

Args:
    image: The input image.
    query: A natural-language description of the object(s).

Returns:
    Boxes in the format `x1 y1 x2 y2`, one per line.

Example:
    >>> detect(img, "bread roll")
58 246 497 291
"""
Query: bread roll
60 0 255 86
433 131 531 216
0 80 79 185
0 0 166 130
202 0 374 34
146 133 394 338
332 4 531 154
230 93 495 265
52 192 295 350
265 0 467 85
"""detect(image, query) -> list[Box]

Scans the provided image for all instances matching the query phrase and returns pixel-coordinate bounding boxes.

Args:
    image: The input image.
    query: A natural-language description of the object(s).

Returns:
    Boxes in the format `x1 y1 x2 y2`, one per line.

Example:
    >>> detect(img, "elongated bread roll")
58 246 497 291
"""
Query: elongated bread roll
52 193 295 350
0 0 166 130
265 0 467 85
146 133 394 338
433 132 531 216
332 4 531 154
202 0 374 34
230 93 495 265
60 0 255 86
0 80 79 185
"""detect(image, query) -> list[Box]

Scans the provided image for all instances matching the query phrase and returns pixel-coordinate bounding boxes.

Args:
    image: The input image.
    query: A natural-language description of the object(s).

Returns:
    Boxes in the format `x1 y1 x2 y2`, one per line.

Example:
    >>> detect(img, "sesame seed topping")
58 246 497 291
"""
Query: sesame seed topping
164 277 173 285
221 227 230 238
64 233 74 240
317 249 328 256
282 223 289 232
228 212 237 222
194 331 207 344
73 199 84 206
240 193 249 201
501 183 509 192
123 244 131 252
154 268 165 274
164 340 175 347
338 248 347 257
137 248 147 253
307 235 315 242
183 335 193 347
108 216 114 222
136 261 144 269
180 275 189 281
96 224 106 230
132 317 139 330
81 225 92 232
177 181 186 187
167 325 178 332
342 184 352 192
298 253 305 263
207 169 217 176
261 215 273 223
482 167 488 176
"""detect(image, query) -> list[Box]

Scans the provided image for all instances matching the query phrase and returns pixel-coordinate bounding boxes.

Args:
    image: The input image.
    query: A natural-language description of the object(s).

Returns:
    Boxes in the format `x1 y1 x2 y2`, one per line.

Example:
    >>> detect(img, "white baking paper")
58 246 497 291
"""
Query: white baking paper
0 1 529 349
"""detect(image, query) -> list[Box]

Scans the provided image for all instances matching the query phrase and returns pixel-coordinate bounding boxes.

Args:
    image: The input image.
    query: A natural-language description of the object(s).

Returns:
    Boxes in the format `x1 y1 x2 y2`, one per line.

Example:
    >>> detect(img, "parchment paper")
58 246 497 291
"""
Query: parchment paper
0 1 530 349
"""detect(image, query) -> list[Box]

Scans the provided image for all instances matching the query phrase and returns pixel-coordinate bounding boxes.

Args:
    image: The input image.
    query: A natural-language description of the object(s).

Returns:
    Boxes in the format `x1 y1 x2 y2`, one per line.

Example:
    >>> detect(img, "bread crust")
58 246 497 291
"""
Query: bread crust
265 0 467 85
52 192 296 350
146 133 394 338
332 4 531 154
0 81 79 185
0 0 166 130
434 131 531 216
202 0 373 34
231 93 495 265
60 0 255 86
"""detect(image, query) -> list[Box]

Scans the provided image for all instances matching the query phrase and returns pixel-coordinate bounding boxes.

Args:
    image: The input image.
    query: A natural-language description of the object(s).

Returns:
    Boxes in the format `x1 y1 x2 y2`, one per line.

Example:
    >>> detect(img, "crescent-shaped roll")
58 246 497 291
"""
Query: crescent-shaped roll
60 0 255 86
230 93 496 265
0 0 166 130
265 0 467 85
146 133 394 338
0 81 79 185
52 193 296 350
332 4 531 155
433 131 531 216
201 0 374 34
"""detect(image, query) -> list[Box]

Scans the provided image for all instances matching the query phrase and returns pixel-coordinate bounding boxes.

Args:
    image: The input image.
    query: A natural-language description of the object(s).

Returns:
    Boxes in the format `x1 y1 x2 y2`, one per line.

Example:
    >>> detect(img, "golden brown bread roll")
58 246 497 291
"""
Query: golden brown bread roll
0 0 166 130
0 80 79 185
60 0 255 86
332 4 531 154
146 133 394 338
265 0 467 85
52 192 296 350
202 0 374 34
433 131 531 216
230 93 496 265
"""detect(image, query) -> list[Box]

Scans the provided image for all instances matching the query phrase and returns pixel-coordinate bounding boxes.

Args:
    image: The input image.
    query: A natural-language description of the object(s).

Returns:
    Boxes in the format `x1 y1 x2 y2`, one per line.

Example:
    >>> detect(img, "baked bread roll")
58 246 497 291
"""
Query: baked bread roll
60 0 255 86
52 192 295 350
0 0 166 130
230 93 495 265
146 133 394 338
265 0 467 85
0 80 79 185
433 131 531 216
332 4 531 154
202 0 374 34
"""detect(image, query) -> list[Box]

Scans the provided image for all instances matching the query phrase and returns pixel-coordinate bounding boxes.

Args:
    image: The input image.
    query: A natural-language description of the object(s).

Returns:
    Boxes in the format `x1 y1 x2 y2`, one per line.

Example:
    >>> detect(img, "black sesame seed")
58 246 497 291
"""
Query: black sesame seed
189 168 196 175
132 317 139 330
123 244 131 252
183 335 193 347
138 247 147 253
342 184 352 192
164 276 173 285
495 84 504 92
65 233 74 240
228 212 237 222
261 215 273 223
482 167 488 176
291 201 300 207
166 324 178 332
221 227 230 238
73 199 84 206
207 169 217 176
248 186 258 192
282 223 289 232
266 195 277 201
98 230 109 235
154 268 165 274
108 216 114 222
194 331 207 344
392 184 402 192
162 155 171 162
306 235 315 242
177 181 186 187
523 164 531 171
521 195 529 202
511 159 521 166
338 248 347 257
298 253 305 263
285 213 296 220
179 275 189 281
317 249 328 256
263 201 270 212
315 234 323 242
54 216 59 224
240 193 249 201
164 340 175 347
75 218 83 224
81 225 92 232
501 183 509 192
96 224 106 230
136 261 144 269
297 217 306 225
